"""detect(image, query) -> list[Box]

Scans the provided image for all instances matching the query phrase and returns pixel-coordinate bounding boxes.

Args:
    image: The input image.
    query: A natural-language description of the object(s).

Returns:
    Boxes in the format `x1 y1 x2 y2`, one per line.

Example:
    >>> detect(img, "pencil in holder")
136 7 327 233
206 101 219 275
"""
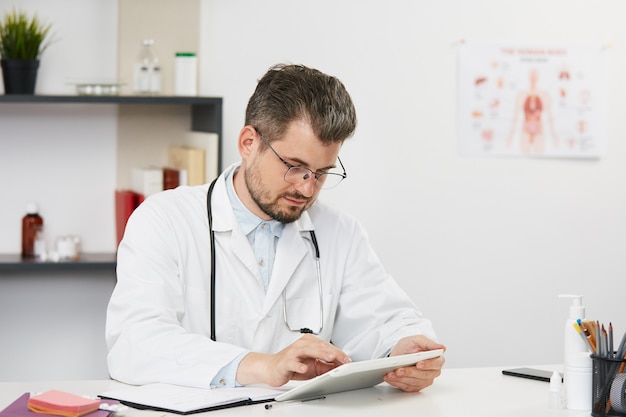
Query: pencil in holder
592 354 626 416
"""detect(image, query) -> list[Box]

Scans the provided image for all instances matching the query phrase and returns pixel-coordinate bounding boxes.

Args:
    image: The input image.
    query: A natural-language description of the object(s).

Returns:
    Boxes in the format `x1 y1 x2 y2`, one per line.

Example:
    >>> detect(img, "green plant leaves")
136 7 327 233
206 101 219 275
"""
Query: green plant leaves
0 9 51 60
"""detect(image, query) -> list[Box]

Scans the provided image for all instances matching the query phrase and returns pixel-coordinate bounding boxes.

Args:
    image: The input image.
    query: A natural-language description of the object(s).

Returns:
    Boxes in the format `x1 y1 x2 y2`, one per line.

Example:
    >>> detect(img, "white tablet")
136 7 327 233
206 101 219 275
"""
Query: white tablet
275 348 444 402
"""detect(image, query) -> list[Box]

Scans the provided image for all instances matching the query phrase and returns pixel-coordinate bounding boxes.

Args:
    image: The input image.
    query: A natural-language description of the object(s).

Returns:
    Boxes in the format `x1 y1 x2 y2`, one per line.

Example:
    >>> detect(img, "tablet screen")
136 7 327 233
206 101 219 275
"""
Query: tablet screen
275 348 444 402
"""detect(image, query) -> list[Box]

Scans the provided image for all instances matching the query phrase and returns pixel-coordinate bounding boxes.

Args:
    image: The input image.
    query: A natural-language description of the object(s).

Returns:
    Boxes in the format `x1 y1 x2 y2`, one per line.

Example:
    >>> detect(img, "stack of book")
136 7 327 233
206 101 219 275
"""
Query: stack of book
114 132 219 246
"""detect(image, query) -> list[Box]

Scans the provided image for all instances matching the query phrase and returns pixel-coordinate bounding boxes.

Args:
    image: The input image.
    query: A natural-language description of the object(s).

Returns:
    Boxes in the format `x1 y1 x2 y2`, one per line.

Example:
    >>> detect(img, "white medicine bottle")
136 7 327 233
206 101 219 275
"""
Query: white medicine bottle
549 370 563 409
174 52 198 96
133 39 161 95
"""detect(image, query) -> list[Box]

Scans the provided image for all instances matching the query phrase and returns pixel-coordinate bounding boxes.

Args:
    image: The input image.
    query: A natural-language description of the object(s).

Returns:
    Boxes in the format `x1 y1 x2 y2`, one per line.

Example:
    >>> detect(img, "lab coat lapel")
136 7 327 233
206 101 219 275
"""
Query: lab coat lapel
262 213 314 314
229 227 262 282
211 171 261 282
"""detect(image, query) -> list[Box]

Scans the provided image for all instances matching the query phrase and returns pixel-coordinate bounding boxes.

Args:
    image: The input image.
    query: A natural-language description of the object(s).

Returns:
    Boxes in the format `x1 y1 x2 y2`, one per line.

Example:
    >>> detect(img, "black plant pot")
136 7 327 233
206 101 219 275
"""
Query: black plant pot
1 59 40 94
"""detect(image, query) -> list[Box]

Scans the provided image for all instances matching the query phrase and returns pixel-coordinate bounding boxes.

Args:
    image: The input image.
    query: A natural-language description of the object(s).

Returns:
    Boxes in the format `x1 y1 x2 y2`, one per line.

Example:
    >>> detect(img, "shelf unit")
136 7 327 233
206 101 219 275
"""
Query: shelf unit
0 95 223 167
0 94 223 272
0 253 117 272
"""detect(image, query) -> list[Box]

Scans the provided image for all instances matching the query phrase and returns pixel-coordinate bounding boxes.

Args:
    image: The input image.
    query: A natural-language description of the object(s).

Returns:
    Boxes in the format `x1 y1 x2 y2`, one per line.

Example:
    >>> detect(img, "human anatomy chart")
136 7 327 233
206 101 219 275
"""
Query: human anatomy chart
457 41 606 158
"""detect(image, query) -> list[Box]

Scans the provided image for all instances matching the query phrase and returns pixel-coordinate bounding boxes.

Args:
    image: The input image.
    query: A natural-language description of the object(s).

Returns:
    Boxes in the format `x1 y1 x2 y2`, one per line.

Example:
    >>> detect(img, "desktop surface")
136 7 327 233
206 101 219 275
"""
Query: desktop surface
0 365 591 417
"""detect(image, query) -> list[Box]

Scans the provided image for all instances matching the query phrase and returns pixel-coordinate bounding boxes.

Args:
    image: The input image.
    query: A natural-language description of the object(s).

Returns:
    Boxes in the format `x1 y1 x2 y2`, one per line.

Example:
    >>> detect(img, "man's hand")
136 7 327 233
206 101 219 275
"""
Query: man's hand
236 334 352 387
383 335 446 392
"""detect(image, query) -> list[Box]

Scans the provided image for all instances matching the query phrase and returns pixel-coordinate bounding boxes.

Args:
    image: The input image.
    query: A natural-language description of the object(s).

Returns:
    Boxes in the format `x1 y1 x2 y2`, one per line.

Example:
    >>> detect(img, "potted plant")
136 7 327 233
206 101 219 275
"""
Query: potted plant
0 8 51 94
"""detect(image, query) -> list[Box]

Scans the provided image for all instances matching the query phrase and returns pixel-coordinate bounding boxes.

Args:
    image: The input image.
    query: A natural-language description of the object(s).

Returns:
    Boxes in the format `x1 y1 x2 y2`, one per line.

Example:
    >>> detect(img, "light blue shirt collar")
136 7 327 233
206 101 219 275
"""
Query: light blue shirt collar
225 167 284 240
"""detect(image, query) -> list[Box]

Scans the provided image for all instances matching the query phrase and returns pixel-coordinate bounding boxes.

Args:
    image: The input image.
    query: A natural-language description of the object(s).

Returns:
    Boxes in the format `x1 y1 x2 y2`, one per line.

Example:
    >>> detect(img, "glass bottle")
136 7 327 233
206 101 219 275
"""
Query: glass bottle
150 58 162 95
133 39 161 95
21 203 44 257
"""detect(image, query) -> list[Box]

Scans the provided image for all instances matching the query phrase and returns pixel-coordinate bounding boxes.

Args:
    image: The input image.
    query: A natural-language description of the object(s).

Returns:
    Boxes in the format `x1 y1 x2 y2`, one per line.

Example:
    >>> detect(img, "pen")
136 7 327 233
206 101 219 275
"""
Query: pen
580 321 597 353
581 321 597 348
573 322 595 353
264 396 326 410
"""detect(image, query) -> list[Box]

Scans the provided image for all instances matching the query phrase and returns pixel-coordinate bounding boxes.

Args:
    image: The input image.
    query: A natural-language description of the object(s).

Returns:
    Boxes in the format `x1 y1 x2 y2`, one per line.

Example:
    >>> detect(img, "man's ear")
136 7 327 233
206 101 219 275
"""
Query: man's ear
238 125 257 159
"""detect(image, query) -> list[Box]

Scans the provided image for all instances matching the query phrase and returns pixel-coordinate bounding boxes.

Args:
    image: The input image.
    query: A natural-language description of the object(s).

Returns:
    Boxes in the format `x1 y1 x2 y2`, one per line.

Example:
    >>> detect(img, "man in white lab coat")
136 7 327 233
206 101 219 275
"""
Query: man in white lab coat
106 64 445 392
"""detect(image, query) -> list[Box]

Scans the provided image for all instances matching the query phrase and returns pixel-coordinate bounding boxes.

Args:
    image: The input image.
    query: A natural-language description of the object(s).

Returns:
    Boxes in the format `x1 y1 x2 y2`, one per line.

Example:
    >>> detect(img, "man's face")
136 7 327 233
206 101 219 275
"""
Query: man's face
243 121 341 223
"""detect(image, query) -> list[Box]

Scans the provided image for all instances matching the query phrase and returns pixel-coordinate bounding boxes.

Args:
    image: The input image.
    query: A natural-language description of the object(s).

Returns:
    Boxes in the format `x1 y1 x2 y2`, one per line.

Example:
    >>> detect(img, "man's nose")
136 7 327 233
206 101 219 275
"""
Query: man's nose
295 175 317 197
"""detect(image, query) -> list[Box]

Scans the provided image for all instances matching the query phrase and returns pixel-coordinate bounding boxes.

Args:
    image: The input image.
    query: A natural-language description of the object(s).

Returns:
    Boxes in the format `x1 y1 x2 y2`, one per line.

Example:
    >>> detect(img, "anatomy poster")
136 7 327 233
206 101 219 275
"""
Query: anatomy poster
457 41 606 158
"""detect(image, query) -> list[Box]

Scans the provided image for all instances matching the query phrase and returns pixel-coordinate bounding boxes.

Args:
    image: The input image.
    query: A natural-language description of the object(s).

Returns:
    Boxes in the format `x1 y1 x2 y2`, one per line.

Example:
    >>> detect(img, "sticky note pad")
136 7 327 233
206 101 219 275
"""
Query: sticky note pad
27 390 101 417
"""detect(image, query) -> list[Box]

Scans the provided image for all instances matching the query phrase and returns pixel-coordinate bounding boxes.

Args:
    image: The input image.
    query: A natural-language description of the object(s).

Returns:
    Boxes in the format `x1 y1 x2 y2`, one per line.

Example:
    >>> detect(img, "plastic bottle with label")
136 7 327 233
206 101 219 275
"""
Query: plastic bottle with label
21 203 44 257
174 52 198 96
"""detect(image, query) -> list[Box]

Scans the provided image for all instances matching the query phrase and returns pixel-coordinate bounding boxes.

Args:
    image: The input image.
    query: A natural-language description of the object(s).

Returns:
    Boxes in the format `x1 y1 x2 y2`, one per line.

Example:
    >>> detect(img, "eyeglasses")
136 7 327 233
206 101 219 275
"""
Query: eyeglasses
255 128 347 189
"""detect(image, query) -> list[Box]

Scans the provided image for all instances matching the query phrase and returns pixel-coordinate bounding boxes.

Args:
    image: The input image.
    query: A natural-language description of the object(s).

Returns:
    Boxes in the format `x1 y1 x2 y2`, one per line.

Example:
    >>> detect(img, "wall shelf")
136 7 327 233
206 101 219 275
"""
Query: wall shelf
0 94 220 105
0 95 223 169
0 94 223 273
0 253 116 272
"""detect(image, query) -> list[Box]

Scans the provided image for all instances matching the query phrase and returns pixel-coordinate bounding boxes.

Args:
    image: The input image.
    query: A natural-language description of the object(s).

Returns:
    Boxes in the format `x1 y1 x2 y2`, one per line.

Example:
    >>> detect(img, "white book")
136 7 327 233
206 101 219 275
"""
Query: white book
131 167 163 197
178 168 188 186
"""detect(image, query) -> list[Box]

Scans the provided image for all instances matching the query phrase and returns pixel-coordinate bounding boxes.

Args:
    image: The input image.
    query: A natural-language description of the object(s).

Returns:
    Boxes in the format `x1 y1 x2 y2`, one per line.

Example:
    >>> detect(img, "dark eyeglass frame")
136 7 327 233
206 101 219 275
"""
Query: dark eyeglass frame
254 128 347 189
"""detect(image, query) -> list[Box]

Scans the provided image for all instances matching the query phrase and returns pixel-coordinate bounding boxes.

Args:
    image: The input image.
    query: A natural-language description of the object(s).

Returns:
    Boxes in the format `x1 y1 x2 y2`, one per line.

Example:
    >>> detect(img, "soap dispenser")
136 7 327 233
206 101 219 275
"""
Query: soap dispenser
558 294 592 410
559 294 588 356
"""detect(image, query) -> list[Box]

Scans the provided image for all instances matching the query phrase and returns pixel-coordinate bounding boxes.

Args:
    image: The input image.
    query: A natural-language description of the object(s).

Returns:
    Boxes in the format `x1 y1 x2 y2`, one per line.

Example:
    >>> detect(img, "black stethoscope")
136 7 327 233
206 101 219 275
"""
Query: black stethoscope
206 178 324 341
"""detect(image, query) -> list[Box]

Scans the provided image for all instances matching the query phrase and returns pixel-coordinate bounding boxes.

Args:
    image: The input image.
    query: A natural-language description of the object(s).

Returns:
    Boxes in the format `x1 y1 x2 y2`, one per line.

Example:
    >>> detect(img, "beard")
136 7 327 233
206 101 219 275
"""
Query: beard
244 163 313 223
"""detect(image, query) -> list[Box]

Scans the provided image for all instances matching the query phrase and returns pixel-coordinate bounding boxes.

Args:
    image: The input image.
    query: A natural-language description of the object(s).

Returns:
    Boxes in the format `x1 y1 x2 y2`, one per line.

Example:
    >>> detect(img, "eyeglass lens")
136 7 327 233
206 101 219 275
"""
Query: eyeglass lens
284 167 344 189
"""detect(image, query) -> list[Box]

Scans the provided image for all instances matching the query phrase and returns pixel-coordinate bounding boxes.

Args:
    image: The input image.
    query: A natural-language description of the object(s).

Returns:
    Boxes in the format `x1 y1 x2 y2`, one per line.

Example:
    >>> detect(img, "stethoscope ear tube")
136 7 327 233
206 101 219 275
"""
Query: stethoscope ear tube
207 178 219 341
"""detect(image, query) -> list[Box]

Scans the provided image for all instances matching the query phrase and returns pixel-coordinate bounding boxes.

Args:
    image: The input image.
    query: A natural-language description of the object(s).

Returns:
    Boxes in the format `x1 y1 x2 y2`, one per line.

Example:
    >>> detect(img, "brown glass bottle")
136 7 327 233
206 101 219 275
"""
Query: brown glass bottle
21 203 43 257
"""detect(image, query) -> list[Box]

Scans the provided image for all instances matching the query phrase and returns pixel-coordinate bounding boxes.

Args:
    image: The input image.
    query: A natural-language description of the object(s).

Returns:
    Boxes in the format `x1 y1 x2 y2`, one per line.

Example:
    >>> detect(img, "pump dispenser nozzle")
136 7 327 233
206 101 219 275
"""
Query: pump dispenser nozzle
558 294 585 320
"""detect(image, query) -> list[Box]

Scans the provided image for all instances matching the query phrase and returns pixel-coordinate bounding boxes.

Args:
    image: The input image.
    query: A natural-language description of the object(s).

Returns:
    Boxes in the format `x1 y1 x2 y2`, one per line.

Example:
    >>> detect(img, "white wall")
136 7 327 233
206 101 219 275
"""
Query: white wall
0 0 118 253
199 0 626 368
0 0 118 381
1 0 625 379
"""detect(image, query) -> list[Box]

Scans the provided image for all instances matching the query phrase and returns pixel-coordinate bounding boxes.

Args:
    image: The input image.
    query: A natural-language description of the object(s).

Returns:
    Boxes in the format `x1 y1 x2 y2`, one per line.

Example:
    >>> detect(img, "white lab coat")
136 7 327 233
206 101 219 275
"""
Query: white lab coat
106 164 436 388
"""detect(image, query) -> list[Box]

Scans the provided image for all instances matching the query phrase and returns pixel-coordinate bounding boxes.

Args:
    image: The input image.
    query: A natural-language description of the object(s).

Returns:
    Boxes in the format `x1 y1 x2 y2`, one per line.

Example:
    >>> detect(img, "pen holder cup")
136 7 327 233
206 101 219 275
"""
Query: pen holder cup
592 354 626 416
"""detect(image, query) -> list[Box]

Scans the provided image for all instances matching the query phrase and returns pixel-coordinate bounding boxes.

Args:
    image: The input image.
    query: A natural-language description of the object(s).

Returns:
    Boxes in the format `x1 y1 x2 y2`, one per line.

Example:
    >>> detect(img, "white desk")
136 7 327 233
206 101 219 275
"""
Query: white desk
0 366 592 417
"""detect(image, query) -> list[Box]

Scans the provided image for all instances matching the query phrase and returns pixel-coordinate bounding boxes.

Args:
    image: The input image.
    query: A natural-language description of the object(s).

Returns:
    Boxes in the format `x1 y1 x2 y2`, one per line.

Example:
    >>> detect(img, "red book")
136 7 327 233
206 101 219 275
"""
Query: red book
163 167 180 190
114 190 140 247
